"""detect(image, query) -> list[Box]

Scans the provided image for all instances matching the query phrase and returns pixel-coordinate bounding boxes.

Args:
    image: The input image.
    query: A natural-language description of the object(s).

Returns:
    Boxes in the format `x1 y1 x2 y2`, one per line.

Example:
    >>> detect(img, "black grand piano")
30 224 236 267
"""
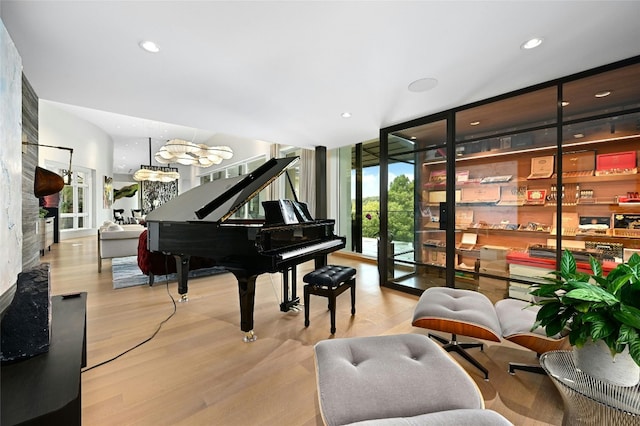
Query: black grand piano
144 157 346 341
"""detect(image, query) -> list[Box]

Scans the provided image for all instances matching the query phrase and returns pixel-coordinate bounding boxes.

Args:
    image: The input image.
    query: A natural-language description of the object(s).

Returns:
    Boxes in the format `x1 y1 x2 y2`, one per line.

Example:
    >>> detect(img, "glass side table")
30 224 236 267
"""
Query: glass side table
540 350 640 426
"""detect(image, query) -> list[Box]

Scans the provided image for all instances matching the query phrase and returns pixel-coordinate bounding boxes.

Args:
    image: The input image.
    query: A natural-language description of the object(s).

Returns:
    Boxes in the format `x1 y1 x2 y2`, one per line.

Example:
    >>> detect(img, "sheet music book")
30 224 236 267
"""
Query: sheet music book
279 200 299 224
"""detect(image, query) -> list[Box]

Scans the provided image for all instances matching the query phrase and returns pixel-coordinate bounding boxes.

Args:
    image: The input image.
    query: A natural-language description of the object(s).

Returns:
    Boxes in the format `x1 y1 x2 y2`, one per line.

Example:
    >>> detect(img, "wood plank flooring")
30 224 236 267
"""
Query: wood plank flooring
43 236 564 425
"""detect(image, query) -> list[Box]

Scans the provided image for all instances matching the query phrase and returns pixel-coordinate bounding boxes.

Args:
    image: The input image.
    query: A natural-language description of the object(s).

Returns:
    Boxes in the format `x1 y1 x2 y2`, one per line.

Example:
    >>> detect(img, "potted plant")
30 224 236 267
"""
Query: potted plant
530 249 640 386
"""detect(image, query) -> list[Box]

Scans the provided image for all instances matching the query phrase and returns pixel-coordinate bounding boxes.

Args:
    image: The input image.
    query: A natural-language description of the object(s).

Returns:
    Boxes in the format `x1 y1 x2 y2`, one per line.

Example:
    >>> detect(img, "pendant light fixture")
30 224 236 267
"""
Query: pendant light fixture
133 138 180 182
154 139 233 167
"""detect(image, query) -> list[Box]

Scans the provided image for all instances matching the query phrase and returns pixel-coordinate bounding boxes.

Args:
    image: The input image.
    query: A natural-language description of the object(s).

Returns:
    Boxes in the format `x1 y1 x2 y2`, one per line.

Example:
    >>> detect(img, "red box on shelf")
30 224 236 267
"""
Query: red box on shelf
596 151 637 174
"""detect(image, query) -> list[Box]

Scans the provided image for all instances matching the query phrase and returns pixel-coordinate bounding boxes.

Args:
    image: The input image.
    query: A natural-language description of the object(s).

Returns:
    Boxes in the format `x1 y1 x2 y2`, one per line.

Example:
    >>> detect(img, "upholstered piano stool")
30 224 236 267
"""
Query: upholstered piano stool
303 265 356 334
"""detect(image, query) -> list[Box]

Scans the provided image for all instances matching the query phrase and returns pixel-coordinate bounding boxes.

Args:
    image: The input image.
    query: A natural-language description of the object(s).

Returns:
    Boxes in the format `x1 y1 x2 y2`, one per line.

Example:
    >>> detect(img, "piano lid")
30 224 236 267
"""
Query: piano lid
145 157 299 223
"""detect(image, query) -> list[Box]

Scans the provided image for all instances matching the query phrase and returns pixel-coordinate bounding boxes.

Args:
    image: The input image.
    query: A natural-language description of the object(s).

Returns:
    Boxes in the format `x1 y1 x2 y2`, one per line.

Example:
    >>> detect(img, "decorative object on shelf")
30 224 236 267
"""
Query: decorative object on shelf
154 138 233 167
428 169 446 184
525 189 547 205
561 150 595 177
613 214 640 238
530 250 640 386
527 155 555 179
596 151 638 176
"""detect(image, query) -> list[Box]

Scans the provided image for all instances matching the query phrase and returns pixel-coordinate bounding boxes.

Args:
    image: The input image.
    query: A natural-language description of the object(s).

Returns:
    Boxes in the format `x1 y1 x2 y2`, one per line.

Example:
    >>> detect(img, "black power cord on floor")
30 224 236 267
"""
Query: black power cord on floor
81 267 178 373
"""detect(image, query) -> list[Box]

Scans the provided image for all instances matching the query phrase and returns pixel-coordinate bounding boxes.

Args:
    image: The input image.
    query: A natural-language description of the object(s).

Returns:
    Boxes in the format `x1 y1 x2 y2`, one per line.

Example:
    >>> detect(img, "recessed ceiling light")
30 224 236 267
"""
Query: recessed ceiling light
595 90 611 98
573 133 585 139
470 121 480 126
561 101 570 107
410 136 417 140
408 77 438 93
521 37 543 50
341 112 352 118
139 40 160 53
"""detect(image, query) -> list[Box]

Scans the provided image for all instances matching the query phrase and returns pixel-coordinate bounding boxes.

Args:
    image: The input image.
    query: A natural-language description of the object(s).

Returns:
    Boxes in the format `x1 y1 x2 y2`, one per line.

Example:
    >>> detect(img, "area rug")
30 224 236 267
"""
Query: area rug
112 256 226 289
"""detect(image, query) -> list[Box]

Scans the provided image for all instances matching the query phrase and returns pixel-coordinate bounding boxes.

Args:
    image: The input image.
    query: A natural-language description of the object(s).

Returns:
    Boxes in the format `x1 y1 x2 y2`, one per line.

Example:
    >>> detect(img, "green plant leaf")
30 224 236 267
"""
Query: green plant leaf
530 285 561 298
626 330 640 367
536 301 563 321
545 316 566 337
608 272 634 296
570 327 589 347
591 275 608 287
613 305 640 329
628 252 640 268
618 324 637 344
564 286 619 305
561 250 576 276
589 255 603 277
586 316 615 341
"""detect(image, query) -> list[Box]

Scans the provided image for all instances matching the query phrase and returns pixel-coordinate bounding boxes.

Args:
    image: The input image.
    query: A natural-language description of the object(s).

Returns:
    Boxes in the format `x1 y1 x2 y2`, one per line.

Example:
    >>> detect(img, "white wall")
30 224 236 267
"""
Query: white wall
38 101 275 233
38 101 114 238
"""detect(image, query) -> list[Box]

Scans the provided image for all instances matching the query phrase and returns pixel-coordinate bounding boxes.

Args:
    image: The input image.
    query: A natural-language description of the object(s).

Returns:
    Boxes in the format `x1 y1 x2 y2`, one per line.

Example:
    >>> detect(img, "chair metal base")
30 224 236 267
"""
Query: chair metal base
429 333 489 380
508 362 546 375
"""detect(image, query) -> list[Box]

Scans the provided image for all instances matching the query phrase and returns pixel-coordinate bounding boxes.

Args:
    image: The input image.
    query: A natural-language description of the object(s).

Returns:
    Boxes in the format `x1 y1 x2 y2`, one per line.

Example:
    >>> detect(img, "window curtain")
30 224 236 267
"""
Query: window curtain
299 148 315 217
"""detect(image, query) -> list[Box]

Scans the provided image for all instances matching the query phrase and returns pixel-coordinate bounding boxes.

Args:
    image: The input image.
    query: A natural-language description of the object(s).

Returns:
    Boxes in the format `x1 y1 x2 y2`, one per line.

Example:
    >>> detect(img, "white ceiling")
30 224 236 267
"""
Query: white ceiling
2 1 640 175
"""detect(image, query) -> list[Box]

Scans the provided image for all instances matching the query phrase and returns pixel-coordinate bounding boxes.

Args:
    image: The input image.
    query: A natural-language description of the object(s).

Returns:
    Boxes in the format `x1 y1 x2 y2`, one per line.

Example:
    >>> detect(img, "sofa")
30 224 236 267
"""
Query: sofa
97 222 146 272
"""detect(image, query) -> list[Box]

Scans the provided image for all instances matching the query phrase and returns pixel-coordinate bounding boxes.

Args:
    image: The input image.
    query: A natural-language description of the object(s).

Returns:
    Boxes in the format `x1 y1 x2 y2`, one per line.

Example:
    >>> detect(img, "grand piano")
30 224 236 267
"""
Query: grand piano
144 157 346 341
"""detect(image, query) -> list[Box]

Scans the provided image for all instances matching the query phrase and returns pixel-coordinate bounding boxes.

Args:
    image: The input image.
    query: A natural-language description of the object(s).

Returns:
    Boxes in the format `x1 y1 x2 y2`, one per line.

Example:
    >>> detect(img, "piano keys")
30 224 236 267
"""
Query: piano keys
144 157 346 341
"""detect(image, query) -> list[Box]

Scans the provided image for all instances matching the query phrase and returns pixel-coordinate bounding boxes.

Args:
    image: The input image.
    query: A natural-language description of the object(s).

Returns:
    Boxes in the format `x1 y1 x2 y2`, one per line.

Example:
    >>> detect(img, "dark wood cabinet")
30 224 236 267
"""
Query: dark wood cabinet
1 293 87 426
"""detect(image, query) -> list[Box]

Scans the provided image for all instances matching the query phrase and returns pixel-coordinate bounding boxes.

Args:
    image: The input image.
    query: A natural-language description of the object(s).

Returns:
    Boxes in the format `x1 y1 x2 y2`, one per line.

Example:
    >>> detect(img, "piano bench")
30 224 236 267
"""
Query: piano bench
303 265 356 334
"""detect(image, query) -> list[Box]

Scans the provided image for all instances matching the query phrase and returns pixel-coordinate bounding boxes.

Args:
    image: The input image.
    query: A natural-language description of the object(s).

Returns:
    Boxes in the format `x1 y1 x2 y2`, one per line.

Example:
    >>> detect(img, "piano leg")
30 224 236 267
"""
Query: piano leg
174 255 191 302
232 271 258 343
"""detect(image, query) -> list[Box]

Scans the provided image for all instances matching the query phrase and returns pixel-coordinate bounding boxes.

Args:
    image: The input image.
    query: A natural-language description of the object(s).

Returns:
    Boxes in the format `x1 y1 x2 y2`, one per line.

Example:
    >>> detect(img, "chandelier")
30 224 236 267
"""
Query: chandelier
133 138 181 182
133 165 180 182
154 139 233 167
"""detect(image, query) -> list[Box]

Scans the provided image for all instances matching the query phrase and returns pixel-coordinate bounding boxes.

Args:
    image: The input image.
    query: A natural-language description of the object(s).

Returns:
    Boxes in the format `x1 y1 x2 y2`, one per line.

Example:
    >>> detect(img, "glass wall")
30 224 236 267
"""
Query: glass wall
385 118 448 292
380 56 640 299
58 166 92 232
560 62 640 266
354 140 382 257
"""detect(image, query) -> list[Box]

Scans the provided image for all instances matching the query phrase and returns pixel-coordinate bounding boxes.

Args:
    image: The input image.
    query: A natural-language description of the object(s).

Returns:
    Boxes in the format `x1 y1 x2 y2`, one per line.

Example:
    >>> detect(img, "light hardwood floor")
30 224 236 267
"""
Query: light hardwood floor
44 236 563 425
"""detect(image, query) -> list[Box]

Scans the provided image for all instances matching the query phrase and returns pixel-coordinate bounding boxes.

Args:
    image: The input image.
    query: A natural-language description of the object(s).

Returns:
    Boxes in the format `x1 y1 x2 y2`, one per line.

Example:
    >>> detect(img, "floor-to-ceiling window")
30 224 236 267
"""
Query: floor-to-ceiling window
52 163 92 232
344 139 382 258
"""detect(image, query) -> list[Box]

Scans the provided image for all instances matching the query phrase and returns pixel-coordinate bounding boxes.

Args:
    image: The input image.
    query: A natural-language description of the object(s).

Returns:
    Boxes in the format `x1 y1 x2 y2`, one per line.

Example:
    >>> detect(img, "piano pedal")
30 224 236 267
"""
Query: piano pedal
179 294 189 303
243 330 257 343
280 297 301 313
288 305 302 313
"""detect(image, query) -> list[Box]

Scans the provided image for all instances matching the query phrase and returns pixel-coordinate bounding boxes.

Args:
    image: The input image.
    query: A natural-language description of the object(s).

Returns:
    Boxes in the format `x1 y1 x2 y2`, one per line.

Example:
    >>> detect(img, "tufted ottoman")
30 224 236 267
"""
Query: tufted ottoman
412 287 502 380
303 265 356 334
313 334 513 425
